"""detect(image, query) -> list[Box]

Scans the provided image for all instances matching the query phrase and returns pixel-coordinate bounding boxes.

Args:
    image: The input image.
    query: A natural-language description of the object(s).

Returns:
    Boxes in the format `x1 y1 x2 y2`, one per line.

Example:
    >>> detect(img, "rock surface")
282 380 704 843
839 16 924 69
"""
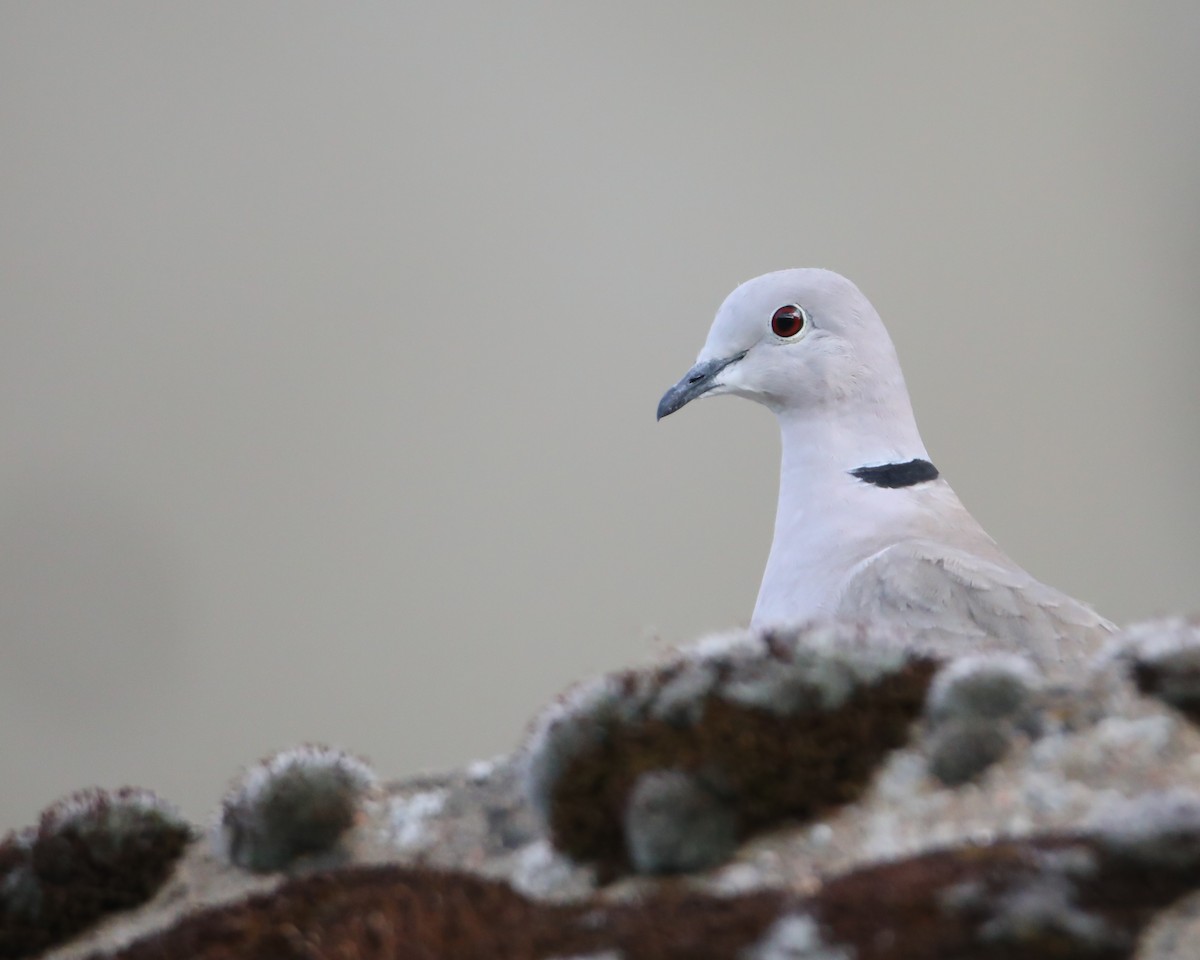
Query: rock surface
8 617 1200 958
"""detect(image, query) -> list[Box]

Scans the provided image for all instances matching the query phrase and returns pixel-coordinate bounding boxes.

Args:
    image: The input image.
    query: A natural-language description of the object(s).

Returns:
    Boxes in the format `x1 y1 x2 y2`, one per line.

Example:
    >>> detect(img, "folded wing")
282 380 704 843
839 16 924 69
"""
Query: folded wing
835 539 1115 664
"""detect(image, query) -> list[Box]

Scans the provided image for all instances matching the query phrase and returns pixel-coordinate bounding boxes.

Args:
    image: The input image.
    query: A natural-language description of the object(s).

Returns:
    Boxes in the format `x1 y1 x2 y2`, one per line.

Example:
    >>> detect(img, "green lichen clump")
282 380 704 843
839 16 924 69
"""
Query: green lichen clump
217 744 378 873
923 653 1042 785
0 787 193 959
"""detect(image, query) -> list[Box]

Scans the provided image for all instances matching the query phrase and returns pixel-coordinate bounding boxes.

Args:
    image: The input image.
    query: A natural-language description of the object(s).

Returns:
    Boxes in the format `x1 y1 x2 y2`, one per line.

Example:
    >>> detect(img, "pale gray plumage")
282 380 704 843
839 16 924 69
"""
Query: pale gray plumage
658 268 1113 664
836 539 1111 663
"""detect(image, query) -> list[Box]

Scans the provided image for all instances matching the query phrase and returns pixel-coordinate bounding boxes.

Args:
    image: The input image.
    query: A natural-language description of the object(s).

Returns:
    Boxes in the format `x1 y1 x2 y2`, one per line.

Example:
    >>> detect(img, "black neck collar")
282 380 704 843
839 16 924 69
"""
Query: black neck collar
849 458 939 489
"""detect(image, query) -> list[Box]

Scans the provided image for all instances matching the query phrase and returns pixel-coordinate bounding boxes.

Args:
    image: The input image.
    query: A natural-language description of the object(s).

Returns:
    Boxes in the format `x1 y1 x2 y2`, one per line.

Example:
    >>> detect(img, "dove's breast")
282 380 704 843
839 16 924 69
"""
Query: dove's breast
752 474 1112 666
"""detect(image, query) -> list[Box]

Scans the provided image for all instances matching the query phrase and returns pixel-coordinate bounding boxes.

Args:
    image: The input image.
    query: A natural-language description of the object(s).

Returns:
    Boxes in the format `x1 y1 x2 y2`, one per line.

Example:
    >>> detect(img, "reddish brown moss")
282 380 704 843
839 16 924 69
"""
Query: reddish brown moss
91 865 788 960
0 788 192 960
547 657 938 873
88 824 1200 960
814 835 1200 959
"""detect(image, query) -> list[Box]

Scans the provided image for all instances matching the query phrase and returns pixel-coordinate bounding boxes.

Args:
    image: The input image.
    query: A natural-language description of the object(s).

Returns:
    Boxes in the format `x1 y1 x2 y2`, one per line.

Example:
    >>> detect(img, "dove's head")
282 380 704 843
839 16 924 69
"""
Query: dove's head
657 268 910 421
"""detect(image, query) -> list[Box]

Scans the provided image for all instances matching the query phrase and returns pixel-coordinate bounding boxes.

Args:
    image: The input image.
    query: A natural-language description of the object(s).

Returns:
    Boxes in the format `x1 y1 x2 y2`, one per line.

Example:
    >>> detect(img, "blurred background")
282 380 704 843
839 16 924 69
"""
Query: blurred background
2 3 1198 830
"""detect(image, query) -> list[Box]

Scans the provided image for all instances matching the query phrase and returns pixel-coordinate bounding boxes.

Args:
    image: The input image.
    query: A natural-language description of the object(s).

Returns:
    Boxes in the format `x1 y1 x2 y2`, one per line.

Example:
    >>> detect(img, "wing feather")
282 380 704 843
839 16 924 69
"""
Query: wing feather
835 539 1114 663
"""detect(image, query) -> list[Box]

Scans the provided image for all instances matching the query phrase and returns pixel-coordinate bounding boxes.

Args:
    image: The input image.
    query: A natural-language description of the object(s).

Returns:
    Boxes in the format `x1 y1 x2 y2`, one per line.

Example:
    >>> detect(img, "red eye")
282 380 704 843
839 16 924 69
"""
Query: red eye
771 304 807 338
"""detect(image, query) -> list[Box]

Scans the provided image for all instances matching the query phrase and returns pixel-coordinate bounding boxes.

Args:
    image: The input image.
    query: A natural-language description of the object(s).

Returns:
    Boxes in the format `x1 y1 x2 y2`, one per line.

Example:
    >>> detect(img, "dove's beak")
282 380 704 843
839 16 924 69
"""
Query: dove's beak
656 351 747 421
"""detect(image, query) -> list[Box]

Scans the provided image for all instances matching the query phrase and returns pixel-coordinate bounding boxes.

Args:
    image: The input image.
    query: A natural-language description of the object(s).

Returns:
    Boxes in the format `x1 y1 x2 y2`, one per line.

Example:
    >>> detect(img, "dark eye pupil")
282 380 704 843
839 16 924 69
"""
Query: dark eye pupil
771 305 805 338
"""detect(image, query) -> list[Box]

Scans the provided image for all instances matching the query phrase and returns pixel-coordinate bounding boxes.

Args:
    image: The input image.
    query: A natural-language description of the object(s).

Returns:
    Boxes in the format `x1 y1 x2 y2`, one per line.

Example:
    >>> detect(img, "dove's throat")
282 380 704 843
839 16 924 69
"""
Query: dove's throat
775 402 931 490
751 406 935 626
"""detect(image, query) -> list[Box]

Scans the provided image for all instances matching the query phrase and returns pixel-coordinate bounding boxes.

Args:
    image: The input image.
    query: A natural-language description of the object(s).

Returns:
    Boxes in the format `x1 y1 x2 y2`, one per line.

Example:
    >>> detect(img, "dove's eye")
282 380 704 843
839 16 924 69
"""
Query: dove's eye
771 304 808 339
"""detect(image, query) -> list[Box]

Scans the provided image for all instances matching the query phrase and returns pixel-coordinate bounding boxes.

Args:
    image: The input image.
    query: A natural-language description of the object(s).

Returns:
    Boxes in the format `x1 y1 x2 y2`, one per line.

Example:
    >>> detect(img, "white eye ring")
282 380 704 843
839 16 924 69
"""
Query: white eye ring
770 303 808 339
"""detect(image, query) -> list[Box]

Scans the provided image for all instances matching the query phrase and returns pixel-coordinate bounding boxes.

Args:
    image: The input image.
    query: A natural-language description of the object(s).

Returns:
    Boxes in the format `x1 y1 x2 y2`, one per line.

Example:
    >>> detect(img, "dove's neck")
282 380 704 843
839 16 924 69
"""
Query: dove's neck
752 401 942 626
776 401 930 484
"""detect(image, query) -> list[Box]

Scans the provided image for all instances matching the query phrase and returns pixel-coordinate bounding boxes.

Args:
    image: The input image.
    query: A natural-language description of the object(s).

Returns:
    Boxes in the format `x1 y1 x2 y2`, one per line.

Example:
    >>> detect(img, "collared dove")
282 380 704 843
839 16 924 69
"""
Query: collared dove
658 268 1113 663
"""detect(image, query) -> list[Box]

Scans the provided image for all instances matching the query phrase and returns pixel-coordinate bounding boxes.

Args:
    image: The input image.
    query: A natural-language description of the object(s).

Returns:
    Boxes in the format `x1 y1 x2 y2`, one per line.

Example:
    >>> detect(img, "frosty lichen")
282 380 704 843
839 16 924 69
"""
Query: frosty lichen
1090 788 1200 871
740 913 852 960
925 653 1040 725
923 653 1042 785
216 744 378 872
975 869 1115 949
388 788 448 851
926 717 1012 786
623 769 736 875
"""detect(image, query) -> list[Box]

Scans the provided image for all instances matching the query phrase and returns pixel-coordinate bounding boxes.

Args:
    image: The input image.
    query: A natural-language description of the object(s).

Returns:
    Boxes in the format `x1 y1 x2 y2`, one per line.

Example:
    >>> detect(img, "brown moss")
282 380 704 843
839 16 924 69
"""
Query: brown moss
0 789 192 960
92 864 788 960
814 835 1200 959
89 825 1200 960
547 657 938 873
1133 657 1200 723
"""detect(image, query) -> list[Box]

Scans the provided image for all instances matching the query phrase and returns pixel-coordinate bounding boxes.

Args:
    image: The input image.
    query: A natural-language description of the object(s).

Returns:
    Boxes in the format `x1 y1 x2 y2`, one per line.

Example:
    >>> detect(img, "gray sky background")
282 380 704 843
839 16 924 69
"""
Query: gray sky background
2 3 1198 830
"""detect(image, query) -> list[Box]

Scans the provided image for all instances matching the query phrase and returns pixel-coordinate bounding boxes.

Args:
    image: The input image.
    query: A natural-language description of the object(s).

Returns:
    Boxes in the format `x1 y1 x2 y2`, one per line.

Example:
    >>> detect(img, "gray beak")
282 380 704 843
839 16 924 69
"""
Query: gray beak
656 351 746 421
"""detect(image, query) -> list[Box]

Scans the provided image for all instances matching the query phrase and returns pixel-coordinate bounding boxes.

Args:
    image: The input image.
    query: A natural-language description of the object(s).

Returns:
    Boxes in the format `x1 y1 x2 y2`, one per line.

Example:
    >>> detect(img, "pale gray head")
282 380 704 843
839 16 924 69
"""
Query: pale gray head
657 268 911 422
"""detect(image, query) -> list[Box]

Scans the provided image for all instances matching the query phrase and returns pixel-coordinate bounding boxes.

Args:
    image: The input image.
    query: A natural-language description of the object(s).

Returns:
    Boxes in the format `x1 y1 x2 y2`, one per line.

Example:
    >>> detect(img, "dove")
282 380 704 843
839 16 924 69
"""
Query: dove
657 268 1113 663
